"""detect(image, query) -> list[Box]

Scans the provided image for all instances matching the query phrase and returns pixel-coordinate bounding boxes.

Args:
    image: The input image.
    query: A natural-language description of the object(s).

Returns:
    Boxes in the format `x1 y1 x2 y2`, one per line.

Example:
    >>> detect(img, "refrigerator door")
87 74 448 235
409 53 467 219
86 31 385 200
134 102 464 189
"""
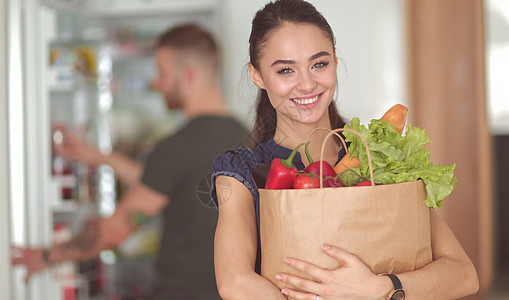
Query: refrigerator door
8 0 60 299
1 0 12 299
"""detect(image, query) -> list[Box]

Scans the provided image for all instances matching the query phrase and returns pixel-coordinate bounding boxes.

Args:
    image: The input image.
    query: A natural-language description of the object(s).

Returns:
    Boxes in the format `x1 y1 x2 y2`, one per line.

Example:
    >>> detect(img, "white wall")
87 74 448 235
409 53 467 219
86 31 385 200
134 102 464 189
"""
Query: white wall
221 0 405 127
220 0 267 127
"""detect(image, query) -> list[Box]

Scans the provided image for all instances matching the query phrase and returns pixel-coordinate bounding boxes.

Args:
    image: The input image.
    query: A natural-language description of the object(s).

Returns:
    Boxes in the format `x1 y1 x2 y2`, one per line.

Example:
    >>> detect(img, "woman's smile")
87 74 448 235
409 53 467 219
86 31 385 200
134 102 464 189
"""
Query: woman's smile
290 93 323 108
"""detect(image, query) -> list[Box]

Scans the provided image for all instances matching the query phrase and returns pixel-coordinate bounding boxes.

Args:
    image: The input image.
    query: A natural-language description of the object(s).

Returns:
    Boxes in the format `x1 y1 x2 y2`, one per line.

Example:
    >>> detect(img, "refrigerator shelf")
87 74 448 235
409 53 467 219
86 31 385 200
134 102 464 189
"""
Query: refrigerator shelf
52 201 80 213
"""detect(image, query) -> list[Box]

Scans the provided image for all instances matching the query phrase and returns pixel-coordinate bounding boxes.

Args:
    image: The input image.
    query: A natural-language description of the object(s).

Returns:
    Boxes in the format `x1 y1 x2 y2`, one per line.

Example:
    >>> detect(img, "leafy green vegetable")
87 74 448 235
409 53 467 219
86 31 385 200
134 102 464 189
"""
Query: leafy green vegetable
337 168 365 187
340 117 457 208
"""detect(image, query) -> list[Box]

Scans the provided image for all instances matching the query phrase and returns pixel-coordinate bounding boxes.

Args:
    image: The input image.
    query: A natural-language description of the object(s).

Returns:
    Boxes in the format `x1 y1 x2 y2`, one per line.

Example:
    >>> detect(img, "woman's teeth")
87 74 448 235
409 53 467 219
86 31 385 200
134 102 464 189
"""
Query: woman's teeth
291 95 319 105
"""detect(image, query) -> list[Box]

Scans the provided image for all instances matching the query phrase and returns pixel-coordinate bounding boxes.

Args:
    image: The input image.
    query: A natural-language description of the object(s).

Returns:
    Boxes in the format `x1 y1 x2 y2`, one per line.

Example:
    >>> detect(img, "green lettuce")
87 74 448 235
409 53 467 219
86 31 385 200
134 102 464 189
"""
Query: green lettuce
339 117 457 208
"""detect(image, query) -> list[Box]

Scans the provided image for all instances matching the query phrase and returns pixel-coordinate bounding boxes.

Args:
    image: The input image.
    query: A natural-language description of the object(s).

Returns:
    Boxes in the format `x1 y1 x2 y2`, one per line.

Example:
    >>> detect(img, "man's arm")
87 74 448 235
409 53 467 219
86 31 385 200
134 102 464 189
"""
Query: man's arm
12 183 168 282
57 127 143 186
93 151 144 186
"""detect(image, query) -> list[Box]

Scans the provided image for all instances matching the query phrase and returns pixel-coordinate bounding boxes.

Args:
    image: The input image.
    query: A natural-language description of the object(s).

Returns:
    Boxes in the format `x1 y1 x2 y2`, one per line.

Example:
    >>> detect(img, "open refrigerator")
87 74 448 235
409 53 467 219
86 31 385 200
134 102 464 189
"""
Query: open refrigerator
9 0 222 299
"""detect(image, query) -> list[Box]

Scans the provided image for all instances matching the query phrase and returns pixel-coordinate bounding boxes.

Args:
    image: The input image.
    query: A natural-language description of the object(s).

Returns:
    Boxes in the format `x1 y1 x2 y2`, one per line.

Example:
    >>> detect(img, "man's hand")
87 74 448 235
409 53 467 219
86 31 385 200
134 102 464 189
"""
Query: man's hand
57 127 104 166
56 126 143 186
11 246 50 283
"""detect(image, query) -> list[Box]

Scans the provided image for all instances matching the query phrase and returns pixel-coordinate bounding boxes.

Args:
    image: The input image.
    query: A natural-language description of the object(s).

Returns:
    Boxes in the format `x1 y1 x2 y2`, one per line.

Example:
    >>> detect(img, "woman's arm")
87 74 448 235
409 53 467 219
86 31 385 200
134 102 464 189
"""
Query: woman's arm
214 176 287 300
397 209 479 299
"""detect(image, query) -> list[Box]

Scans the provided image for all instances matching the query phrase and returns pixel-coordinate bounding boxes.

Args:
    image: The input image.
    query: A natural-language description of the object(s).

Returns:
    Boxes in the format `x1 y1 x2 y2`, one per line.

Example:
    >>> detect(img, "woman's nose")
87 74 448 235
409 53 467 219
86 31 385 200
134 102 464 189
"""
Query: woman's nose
296 71 316 92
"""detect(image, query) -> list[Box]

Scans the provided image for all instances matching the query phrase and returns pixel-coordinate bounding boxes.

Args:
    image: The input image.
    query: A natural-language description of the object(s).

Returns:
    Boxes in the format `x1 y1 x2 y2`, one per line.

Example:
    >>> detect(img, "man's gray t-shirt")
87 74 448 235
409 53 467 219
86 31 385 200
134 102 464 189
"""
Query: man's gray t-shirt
141 115 246 300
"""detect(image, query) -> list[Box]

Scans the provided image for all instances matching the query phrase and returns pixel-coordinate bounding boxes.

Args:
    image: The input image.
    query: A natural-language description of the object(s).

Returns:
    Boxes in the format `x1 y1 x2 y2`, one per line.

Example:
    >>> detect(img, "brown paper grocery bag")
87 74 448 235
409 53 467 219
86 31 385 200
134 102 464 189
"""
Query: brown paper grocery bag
259 128 432 291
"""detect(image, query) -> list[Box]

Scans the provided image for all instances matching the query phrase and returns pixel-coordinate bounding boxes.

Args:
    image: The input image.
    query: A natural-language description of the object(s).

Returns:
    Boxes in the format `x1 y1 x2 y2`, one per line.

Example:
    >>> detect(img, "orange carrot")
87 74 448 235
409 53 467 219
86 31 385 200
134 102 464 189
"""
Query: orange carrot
333 152 360 174
334 104 408 175
380 104 408 132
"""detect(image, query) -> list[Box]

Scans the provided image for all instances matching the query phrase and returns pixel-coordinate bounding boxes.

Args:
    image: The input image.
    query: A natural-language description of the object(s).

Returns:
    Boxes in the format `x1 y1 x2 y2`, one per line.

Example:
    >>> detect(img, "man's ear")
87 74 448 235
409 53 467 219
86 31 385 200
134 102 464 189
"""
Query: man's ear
185 66 195 84
248 63 265 89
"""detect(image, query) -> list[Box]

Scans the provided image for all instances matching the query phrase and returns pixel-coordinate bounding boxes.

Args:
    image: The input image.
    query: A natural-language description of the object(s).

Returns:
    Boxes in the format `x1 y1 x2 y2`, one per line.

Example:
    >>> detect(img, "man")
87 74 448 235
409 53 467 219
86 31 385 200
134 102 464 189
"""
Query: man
12 23 246 300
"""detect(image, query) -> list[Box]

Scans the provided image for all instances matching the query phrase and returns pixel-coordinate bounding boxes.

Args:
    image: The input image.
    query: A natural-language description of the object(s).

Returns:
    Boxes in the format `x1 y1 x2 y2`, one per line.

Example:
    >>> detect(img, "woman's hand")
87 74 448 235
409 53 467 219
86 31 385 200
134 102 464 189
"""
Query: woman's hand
276 244 392 300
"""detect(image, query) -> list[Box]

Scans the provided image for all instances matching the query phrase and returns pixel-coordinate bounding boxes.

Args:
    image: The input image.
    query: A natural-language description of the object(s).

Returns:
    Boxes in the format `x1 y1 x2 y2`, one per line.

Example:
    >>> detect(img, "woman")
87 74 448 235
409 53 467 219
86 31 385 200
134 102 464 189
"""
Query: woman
210 0 479 299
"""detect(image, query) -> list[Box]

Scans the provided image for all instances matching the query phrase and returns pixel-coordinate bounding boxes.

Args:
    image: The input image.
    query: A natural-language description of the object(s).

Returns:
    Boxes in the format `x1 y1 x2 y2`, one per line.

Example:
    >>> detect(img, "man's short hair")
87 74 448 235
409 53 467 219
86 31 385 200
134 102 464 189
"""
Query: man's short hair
155 23 219 68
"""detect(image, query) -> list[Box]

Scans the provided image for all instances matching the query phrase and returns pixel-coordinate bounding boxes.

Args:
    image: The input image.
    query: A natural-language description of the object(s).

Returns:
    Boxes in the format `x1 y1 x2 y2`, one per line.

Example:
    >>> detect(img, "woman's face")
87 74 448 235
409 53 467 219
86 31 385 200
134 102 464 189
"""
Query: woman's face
250 22 337 126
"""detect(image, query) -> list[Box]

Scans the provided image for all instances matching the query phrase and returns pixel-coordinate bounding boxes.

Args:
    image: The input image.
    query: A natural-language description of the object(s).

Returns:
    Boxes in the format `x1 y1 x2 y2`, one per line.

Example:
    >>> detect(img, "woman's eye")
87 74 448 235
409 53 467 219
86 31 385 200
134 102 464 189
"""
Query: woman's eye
277 68 293 75
313 61 329 69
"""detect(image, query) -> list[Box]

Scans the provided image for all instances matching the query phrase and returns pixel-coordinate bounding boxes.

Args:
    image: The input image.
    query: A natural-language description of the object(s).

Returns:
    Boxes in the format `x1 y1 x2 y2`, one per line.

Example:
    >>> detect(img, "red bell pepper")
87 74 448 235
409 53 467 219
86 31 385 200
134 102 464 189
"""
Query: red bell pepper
265 143 305 189
303 142 343 187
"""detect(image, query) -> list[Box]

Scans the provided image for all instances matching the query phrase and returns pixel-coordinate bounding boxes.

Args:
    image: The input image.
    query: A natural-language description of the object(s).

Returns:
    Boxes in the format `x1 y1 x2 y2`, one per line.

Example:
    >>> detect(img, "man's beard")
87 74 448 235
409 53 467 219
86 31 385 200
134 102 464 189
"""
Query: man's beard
165 94 182 109
164 83 183 109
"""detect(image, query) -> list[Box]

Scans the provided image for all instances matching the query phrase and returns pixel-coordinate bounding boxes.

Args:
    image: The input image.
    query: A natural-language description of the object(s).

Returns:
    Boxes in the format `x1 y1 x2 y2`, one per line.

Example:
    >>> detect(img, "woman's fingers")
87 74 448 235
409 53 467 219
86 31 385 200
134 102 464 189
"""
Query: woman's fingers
321 243 357 266
276 244 370 299
280 287 321 300
277 257 329 296
276 271 323 294
282 256 330 282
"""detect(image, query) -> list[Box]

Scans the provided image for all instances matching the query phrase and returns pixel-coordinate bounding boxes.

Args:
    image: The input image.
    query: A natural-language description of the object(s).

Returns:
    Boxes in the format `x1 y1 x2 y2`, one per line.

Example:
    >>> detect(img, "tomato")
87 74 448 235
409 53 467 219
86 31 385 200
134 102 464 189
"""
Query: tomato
293 173 320 189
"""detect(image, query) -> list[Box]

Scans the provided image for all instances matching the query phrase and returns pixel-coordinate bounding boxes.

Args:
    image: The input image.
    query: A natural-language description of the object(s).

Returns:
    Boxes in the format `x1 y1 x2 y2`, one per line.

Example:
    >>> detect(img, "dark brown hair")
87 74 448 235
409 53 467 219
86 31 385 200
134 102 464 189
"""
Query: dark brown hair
249 0 346 147
155 23 219 70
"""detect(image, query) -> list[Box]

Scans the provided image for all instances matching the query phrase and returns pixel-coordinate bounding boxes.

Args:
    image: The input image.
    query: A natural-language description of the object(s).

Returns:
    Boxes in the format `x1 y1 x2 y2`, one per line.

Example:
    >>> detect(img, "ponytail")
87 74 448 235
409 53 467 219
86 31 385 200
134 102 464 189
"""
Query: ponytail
250 90 276 147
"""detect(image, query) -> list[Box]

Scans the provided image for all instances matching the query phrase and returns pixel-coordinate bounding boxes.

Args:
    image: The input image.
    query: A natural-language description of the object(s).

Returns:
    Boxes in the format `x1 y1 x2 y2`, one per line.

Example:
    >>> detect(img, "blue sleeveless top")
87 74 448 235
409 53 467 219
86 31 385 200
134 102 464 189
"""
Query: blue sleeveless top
209 138 346 273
